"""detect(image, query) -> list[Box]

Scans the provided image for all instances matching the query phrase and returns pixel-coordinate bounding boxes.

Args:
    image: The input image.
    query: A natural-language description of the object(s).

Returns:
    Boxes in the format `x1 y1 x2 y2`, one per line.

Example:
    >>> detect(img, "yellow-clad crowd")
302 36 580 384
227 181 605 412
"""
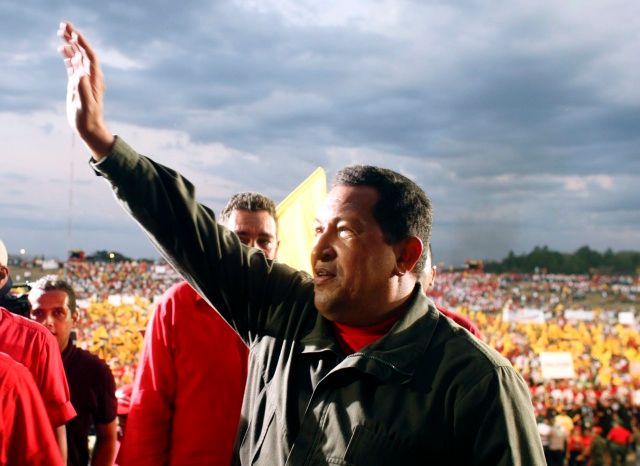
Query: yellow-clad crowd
74 297 152 385
467 310 640 387
59 262 639 402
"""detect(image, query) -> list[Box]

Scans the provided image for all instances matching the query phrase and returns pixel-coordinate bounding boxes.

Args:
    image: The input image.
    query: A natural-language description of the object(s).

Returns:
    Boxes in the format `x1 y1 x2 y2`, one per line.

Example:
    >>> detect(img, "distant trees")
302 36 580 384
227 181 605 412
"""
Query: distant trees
484 246 640 274
86 250 132 262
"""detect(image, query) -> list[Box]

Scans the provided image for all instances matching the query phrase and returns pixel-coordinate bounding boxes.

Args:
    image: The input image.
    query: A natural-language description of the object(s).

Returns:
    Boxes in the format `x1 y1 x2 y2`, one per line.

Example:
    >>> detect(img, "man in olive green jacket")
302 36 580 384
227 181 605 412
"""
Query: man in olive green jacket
59 22 545 465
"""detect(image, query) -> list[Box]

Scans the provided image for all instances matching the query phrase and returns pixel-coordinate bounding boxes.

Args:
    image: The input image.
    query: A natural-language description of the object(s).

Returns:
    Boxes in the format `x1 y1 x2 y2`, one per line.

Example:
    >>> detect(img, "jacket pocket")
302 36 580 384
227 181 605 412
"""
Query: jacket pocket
342 424 406 465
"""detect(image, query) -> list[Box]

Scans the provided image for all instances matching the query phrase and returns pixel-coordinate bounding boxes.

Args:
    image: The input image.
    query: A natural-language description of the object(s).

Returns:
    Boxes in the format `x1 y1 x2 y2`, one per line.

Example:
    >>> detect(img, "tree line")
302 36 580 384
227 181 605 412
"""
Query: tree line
483 246 640 275
85 246 640 275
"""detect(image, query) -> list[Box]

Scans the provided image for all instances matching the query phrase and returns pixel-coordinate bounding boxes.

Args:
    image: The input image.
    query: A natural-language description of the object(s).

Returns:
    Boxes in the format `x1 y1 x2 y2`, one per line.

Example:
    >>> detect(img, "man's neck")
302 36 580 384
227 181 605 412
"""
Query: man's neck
60 340 72 355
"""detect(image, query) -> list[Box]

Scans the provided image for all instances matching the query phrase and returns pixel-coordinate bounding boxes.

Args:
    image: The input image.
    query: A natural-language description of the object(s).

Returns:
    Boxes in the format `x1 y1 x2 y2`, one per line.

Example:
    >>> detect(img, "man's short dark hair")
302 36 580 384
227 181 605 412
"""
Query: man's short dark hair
29 275 77 315
332 165 432 274
219 192 278 228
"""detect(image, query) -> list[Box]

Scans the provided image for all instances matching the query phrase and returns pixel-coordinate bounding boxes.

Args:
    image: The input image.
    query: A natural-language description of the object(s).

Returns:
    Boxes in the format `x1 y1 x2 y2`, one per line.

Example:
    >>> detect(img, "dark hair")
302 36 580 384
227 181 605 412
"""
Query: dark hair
332 165 432 274
29 275 77 315
219 192 278 228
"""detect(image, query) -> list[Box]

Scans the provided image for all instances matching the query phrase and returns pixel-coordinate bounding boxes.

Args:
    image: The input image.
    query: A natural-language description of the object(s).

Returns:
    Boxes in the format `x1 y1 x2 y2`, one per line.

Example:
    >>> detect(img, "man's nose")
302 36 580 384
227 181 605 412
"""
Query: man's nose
311 232 336 263
44 313 56 327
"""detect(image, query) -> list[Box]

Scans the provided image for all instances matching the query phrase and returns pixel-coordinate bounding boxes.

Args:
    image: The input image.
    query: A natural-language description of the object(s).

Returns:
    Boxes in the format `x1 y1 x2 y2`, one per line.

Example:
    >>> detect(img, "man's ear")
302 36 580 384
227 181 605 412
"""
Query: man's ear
394 236 423 276
71 311 80 325
429 265 437 286
0 266 9 288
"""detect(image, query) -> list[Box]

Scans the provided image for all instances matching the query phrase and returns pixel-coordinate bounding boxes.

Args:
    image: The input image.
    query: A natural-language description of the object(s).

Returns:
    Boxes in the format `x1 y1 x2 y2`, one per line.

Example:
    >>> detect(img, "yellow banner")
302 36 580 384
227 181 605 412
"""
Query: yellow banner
276 167 326 274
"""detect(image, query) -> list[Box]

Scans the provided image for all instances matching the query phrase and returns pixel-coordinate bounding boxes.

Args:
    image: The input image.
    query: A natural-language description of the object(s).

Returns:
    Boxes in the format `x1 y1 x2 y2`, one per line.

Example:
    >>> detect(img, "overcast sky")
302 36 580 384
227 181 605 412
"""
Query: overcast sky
1 0 638 266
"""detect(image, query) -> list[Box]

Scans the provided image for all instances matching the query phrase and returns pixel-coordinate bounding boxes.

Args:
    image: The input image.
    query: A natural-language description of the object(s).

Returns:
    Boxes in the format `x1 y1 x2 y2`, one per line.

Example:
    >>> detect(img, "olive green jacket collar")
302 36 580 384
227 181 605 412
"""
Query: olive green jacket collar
299 286 438 382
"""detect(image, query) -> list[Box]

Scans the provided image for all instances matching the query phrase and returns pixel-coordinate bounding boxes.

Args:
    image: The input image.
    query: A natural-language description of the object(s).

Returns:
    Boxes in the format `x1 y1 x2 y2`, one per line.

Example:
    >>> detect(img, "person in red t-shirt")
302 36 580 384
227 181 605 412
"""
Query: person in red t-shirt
119 193 279 466
0 352 65 466
607 420 631 466
566 424 586 466
419 244 484 340
0 308 77 461
0 251 76 463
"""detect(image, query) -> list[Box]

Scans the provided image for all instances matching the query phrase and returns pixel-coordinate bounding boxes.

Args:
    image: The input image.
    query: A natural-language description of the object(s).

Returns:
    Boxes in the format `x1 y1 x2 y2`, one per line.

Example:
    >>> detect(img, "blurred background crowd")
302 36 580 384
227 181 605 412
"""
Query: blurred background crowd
8 257 640 464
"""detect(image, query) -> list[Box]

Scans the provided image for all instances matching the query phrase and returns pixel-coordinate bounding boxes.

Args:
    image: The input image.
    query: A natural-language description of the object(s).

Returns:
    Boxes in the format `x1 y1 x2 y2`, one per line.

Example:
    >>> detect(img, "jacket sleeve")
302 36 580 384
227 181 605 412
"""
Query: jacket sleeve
118 289 177 466
91 137 309 344
454 365 546 466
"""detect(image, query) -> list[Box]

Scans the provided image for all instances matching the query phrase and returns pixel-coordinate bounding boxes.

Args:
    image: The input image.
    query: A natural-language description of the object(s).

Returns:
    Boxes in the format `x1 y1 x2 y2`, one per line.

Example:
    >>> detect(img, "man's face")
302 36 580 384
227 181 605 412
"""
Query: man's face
225 209 279 260
29 289 76 351
311 185 400 326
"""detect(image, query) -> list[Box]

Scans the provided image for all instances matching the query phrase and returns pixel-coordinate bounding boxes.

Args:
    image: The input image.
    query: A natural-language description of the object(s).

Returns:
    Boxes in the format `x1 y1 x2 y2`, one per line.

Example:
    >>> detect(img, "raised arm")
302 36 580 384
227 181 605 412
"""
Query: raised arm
56 22 314 344
58 22 114 159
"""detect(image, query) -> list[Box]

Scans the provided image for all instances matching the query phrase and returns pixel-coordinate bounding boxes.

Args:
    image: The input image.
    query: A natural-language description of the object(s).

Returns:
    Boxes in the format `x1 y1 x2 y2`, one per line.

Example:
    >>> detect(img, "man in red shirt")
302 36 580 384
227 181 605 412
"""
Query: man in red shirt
607 421 631 466
29 277 118 466
0 244 76 463
0 353 63 466
419 245 484 340
0 308 76 460
0 351 65 466
119 192 279 465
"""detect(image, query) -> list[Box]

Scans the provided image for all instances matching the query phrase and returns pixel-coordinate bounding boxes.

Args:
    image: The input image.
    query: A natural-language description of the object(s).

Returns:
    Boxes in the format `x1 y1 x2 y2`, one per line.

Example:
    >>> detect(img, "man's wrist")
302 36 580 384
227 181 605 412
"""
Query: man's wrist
83 124 115 161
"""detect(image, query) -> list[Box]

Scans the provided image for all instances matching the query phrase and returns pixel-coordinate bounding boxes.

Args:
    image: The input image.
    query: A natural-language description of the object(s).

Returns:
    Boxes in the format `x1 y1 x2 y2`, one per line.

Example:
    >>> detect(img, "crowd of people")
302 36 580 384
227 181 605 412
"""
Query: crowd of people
431 271 638 314
64 260 181 301
54 263 640 393
435 273 640 465
59 260 640 461
8 252 640 464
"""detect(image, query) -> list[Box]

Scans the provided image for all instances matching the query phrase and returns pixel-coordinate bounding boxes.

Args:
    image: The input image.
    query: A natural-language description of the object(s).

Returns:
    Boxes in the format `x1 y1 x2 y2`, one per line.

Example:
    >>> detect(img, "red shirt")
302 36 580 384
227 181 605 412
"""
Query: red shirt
0 352 64 466
119 282 248 465
0 307 76 427
607 425 632 445
332 303 484 354
567 434 584 452
333 311 403 354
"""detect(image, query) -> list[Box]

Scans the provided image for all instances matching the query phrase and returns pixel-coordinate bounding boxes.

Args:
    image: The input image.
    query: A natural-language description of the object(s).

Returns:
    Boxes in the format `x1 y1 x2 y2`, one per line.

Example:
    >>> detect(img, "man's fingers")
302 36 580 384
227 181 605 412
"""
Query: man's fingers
59 22 93 101
77 73 95 108
73 29 100 70
57 22 71 40
76 43 92 77
61 22 101 71
59 44 85 81
58 22 102 82
58 45 75 59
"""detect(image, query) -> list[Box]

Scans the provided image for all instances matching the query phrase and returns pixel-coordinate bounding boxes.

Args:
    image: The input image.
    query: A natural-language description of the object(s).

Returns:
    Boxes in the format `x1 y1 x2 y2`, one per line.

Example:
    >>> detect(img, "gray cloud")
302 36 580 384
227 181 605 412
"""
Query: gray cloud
0 0 638 264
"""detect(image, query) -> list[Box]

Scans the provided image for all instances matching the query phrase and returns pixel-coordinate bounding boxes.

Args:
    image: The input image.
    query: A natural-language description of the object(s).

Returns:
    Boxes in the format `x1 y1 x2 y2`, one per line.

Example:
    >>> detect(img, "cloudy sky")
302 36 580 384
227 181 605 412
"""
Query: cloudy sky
1 0 638 266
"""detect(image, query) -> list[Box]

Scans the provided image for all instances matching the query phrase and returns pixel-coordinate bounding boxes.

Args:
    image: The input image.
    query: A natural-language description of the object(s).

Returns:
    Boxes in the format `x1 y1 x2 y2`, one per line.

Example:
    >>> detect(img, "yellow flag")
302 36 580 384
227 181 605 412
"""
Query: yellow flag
276 167 327 274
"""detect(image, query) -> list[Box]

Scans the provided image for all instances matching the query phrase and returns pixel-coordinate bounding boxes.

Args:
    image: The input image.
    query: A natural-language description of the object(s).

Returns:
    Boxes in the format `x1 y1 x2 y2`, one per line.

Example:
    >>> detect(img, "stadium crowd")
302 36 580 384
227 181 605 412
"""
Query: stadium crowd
8 255 640 464
84 265 639 464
